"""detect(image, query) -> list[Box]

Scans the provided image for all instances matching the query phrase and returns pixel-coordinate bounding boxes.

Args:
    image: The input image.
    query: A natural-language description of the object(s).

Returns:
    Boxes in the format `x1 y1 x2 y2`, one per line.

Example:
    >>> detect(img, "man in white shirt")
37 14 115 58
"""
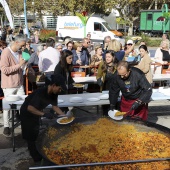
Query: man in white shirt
38 38 60 83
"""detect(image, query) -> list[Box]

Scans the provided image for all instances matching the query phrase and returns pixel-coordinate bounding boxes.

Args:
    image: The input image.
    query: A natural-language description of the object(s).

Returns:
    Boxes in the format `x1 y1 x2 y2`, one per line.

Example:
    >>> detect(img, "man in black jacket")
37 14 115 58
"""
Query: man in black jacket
109 61 152 120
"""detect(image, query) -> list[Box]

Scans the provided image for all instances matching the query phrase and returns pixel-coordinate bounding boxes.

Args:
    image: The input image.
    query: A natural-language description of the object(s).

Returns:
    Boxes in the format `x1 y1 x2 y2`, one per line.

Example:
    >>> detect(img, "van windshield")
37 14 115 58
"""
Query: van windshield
102 22 112 30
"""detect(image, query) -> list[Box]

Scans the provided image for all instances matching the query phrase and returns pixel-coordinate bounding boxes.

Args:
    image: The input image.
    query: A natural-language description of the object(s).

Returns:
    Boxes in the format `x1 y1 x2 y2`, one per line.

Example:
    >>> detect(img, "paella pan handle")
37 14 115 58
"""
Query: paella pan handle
29 157 170 169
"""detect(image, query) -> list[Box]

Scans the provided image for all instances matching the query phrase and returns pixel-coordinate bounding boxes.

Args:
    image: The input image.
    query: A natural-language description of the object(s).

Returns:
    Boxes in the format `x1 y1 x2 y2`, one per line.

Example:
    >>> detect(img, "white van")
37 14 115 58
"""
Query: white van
56 16 125 46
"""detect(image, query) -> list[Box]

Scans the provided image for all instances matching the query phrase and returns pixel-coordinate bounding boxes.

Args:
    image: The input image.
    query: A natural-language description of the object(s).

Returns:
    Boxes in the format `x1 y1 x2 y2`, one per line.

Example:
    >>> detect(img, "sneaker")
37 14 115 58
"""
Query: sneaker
3 127 11 137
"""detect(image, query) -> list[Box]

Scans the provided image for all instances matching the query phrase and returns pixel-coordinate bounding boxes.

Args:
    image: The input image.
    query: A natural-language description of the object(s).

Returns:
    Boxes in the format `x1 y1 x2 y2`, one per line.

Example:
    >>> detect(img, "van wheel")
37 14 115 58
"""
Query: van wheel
64 36 71 41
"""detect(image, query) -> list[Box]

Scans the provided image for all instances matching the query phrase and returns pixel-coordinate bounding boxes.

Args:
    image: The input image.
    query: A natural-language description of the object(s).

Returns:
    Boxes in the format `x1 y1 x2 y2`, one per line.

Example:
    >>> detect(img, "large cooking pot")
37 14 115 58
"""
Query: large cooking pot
36 117 170 169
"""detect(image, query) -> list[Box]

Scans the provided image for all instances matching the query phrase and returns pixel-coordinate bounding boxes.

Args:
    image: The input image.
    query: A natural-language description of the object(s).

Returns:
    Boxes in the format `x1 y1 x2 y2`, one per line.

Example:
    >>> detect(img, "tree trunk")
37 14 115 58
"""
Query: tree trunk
38 10 44 29
128 21 133 36
155 0 158 10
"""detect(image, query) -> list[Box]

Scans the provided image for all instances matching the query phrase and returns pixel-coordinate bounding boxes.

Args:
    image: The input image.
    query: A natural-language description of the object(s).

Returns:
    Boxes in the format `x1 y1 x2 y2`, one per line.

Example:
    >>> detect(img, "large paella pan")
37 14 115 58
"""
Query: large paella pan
36 117 170 170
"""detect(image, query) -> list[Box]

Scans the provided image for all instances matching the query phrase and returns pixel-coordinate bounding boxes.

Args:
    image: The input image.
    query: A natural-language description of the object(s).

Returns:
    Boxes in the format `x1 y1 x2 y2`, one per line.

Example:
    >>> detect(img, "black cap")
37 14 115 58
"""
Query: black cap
50 74 67 91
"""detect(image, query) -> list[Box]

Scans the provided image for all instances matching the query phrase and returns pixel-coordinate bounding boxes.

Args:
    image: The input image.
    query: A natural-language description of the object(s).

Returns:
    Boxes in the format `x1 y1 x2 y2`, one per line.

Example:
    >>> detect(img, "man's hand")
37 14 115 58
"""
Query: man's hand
131 101 141 110
19 57 26 66
43 112 54 119
66 111 73 118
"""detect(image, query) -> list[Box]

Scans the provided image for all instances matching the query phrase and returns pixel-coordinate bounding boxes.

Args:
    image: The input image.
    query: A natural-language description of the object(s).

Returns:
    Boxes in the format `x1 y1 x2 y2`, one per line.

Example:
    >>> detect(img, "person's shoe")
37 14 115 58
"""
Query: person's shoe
3 127 11 137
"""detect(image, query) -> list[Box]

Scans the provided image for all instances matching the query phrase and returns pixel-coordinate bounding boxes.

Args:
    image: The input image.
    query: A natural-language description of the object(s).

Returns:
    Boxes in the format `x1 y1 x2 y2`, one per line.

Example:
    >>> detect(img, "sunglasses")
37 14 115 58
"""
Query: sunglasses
127 44 132 46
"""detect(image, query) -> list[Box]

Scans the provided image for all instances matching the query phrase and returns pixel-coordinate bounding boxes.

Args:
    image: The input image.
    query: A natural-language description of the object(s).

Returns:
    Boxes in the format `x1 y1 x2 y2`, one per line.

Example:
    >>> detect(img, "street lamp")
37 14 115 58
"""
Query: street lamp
24 0 30 38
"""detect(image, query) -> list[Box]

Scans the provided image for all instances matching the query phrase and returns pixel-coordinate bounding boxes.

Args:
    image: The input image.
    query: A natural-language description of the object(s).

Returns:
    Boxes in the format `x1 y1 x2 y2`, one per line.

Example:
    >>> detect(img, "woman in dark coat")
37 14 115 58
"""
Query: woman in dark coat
54 50 75 94
72 41 89 72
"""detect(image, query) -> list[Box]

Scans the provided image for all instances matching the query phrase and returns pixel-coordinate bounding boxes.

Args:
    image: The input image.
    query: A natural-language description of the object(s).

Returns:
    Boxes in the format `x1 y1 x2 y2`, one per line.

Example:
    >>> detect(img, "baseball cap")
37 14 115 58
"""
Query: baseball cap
50 74 67 91
127 40 133 45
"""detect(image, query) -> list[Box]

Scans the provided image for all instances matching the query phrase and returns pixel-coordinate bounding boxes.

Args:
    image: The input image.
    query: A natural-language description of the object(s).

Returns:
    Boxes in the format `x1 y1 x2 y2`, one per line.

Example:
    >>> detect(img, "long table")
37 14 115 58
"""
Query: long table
73 76 97 84
2 92 109 152
3 89 170 152
3 92 109 110
153 74 170 81
36 74 170 86
36 76 97 86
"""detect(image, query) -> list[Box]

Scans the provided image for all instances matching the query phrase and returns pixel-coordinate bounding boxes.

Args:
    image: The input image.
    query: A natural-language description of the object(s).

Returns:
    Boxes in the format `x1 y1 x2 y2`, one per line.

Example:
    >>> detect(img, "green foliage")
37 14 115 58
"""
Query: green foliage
39 29 56 42
147 39 161 47
126 34 162 47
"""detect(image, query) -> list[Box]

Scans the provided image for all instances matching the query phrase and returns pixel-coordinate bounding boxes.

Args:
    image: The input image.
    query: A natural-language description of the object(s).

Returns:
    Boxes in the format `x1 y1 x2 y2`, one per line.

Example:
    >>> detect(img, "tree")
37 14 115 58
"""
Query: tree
6 0 170 32
8 0 24 16
107 0 170 35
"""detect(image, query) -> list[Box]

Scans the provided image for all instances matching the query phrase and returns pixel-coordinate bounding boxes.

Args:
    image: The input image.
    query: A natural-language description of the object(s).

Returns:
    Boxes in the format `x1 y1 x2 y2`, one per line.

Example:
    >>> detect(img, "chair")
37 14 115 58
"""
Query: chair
25 66 39 95
71 72 86 77
162 68 170 74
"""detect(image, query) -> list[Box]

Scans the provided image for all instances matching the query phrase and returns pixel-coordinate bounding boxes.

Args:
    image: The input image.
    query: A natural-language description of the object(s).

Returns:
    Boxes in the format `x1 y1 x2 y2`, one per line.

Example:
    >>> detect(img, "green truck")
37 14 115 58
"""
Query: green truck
140 10 170 36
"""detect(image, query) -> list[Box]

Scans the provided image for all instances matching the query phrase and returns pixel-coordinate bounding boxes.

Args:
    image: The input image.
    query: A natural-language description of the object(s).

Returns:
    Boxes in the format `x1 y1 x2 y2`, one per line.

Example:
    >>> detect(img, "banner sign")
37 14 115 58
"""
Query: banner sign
0 0 14 28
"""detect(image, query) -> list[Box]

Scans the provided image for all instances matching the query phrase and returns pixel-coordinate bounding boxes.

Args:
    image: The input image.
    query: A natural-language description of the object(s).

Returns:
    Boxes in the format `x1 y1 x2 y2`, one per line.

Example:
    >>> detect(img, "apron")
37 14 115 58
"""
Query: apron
20 106 40 141
120 96 148 121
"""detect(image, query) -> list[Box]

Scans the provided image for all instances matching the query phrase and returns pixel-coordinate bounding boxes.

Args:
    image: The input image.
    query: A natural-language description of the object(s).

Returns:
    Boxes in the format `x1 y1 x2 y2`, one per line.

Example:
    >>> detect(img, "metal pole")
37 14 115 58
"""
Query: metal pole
29 157 170 169
24 0 30 38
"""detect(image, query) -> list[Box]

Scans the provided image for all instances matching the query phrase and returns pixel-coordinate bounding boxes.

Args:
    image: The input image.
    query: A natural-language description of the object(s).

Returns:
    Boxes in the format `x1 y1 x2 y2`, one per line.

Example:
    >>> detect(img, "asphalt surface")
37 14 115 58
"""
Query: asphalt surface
0 99 170 170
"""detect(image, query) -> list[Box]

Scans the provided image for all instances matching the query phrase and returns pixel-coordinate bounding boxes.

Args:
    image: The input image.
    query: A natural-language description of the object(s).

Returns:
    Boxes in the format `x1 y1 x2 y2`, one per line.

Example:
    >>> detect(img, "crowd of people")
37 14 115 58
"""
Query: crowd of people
0 25 40 44
0 31 170 163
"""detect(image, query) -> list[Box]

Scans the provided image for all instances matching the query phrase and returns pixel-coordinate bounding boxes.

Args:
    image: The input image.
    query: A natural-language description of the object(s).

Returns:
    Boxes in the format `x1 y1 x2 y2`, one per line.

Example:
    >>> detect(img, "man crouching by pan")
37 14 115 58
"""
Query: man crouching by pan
109 61 152 121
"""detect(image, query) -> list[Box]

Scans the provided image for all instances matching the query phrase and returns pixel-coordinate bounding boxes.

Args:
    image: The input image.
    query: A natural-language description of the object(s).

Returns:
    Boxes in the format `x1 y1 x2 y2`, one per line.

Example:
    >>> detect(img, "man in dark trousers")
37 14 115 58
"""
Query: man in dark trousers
20 74 70 162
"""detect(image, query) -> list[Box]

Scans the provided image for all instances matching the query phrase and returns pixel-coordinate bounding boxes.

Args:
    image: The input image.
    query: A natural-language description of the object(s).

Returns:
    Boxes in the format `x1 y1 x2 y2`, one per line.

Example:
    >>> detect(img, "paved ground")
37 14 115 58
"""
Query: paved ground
0 100 170 170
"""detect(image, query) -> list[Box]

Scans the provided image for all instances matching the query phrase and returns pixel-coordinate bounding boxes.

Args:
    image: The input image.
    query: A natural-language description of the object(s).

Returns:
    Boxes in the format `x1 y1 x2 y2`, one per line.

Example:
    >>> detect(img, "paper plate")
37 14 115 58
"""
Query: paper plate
108 110 123 120
58 99 64 103
56 117 75 125
69 97 83 103
99 94 109 100
87 98 100 102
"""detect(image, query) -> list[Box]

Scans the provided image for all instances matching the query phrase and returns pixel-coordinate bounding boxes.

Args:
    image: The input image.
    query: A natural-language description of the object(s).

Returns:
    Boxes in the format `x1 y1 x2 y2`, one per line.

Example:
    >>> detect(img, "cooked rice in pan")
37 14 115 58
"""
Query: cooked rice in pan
44 118 170 169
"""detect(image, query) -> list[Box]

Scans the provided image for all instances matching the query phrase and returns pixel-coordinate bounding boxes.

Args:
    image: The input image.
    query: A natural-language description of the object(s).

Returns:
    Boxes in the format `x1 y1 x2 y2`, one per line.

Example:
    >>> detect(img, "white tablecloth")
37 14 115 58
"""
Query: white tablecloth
73 76 97 84
2 92 109 110
36 76 97 86
3 89 170 110
153 74 170 81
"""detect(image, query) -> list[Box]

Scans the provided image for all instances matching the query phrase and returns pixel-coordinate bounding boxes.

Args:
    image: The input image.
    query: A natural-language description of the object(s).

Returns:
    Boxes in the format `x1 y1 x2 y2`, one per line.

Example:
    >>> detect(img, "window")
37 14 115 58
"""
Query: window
47 17 57 29
94 22 106 32
147 14 152 20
